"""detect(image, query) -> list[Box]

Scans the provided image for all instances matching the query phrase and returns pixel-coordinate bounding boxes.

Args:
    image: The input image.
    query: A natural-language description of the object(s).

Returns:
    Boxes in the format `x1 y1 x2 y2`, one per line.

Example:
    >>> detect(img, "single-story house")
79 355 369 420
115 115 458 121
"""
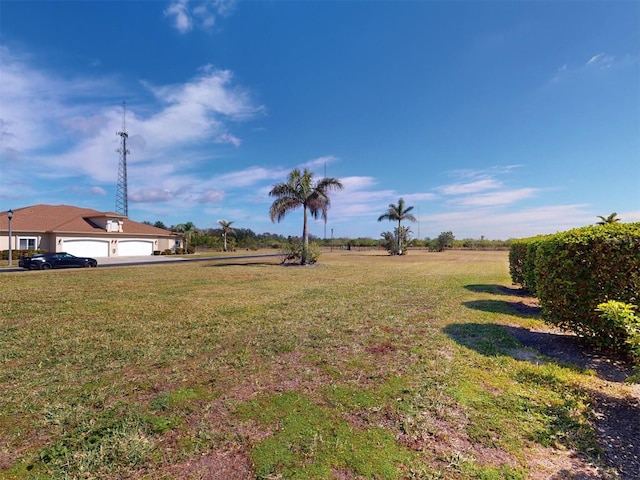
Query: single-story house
0 204 182 257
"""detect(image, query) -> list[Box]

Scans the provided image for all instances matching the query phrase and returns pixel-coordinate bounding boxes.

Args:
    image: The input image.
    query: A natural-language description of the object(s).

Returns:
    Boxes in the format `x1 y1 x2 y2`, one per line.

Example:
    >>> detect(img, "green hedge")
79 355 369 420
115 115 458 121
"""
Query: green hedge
509 223 640 354
508 235 548 295
1 249 47 260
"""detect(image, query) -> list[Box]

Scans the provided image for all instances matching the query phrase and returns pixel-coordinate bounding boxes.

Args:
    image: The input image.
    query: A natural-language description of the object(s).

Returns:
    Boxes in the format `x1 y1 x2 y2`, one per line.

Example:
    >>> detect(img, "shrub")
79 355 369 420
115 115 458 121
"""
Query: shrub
380 227 411 255
533 223 640 351
596 301 640 366
508 241 528 287
508 236 548 294
2 249 47 260
281 241 321 264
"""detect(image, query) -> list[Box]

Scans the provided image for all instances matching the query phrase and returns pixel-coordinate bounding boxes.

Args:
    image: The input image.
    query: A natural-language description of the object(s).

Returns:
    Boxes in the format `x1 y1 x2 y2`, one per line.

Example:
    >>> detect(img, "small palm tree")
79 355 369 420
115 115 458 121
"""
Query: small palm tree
596 212 621 225
377 198 417 255
175 221 198 253
218 220 235 252
269 168 343 265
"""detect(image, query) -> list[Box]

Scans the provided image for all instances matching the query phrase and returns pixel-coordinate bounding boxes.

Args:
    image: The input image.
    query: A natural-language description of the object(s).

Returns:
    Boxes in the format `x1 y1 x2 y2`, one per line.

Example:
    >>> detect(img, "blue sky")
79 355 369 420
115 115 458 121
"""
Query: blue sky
1 0 638 240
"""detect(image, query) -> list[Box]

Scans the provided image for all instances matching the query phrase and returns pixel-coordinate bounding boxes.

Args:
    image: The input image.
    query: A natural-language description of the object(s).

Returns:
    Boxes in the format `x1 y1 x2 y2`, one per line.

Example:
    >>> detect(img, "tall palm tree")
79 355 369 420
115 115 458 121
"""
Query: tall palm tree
218 220 235 252
596 212 621 225
377 198 417 255
175 221 197 253
269 168 343 264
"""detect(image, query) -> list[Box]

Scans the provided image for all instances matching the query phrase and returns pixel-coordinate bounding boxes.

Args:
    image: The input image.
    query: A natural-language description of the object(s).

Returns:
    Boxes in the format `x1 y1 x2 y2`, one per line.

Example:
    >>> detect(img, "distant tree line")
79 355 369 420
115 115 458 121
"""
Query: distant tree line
142 220 512 252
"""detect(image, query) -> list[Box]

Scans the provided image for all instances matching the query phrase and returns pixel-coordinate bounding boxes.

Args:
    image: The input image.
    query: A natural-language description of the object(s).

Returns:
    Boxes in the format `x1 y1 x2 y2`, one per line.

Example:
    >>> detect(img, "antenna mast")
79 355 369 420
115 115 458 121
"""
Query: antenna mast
115 101 129 216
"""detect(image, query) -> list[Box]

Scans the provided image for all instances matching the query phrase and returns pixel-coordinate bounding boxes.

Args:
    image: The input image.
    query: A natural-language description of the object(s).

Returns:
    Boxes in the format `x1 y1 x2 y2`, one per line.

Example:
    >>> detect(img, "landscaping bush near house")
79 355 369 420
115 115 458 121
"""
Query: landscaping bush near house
510 223 640 353
1 249 46 261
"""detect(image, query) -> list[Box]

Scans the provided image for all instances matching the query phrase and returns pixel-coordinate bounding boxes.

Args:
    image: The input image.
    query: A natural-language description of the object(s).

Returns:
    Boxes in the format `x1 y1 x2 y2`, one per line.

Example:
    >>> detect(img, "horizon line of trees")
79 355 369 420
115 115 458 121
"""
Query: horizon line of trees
140 219 516 251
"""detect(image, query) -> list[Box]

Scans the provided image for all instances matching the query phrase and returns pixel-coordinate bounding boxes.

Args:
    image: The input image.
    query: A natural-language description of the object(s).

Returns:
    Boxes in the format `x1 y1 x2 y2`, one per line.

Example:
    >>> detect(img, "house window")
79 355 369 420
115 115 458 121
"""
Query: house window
19 237 37 250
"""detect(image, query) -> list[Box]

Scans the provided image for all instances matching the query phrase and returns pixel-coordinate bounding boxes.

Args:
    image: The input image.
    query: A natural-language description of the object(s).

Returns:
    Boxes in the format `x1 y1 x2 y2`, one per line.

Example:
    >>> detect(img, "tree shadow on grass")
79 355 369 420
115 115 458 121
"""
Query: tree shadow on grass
463 299 541 318
444 322 640 479
204 260 284 267
464 284 529 297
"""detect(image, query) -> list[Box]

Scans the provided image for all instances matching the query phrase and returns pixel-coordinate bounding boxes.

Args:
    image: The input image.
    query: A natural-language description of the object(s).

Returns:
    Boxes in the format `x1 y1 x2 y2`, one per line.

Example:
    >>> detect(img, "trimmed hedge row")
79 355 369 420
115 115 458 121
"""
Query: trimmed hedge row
509 223 640 354
1 249 47 260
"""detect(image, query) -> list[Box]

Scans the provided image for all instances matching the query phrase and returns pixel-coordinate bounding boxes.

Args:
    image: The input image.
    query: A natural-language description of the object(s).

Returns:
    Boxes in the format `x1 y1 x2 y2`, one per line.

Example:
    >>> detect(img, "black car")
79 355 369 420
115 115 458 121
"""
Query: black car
19 252 98 270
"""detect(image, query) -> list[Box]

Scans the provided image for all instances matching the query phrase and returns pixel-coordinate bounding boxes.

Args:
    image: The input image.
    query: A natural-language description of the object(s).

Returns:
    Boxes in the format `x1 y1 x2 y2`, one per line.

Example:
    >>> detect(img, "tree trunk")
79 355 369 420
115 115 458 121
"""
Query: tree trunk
302 206 309 265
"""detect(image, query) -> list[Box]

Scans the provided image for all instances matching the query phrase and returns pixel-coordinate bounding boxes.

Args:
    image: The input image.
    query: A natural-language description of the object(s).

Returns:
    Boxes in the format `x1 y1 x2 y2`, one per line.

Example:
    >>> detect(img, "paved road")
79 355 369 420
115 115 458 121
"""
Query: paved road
1 253 284 272
97 253 283 267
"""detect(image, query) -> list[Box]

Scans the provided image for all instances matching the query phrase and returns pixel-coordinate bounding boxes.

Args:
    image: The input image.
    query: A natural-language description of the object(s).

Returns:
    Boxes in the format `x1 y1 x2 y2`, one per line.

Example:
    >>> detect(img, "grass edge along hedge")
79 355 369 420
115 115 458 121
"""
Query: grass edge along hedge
509 223 640 359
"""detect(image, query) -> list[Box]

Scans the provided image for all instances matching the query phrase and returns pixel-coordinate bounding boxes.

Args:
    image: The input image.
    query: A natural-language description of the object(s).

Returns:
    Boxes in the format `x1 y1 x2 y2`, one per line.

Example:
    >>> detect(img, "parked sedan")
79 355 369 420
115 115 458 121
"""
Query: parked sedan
19 252 98 270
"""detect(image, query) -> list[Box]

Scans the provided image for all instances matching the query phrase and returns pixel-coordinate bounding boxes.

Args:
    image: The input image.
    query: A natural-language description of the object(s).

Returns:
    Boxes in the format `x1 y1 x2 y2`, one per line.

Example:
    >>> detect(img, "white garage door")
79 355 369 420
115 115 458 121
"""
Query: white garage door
118 240 154 256
65 239 110 258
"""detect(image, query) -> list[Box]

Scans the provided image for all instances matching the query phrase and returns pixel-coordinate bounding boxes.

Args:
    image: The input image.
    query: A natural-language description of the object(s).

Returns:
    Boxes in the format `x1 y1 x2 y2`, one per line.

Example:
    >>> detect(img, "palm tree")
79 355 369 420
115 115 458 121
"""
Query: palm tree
596 212 621 225
218 220 235 252
269 168 343 265
377 198 417 255
175 221 197 253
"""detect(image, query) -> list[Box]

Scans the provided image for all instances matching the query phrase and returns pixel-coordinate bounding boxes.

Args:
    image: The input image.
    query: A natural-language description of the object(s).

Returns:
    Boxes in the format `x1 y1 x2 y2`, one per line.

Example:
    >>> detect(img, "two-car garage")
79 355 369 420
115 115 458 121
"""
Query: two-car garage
64 239 154 258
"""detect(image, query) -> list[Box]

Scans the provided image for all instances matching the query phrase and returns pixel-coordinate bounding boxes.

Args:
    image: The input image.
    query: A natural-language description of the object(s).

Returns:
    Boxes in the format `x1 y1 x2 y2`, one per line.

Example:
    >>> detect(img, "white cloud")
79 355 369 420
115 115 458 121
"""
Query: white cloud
87 186 107 196
0 47 262 205
137 67 262 152
403 192 438 202
550 52 630 83
586 53 615 69
213 167 280 189
421 204 594 240
198 190 225 204
338 176 377 191
302 155 337 171
129 189 175 203
452 188 538 207
164 0 193 33
165 0 236 33
215 132 241 146
440 178 502 195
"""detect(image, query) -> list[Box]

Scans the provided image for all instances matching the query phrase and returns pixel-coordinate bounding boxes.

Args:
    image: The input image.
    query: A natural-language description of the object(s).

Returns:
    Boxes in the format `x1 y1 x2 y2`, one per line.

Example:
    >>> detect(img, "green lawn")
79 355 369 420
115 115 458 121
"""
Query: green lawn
0 250 627 479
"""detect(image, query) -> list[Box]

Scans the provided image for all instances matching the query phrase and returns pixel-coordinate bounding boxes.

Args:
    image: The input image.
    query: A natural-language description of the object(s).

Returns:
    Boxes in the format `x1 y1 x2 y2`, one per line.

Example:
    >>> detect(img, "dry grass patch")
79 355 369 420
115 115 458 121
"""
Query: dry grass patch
0 250 636 479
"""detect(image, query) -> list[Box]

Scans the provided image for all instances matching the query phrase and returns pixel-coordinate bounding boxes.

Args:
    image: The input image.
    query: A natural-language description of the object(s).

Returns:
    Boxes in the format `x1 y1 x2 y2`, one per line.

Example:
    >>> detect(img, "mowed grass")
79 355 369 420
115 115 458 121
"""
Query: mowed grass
0 250 623 479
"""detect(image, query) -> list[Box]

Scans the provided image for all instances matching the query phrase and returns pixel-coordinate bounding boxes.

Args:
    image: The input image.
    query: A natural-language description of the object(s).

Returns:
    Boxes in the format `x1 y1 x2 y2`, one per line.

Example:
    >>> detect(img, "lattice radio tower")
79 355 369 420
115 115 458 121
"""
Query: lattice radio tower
115 101 130 216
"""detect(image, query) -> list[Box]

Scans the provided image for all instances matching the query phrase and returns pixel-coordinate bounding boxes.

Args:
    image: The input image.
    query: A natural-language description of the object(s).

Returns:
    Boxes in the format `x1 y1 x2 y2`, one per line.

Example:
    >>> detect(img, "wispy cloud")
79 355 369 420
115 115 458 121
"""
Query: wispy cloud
439 178 502 195
422 204 595 240
0 47 262 205
302 155 338 171
551 52 633 83
452 188 538 207
165 0 236 34
197 190 225 204
129 189 176 203
213 167 280 189
586 53 615 69
438 168 536 207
